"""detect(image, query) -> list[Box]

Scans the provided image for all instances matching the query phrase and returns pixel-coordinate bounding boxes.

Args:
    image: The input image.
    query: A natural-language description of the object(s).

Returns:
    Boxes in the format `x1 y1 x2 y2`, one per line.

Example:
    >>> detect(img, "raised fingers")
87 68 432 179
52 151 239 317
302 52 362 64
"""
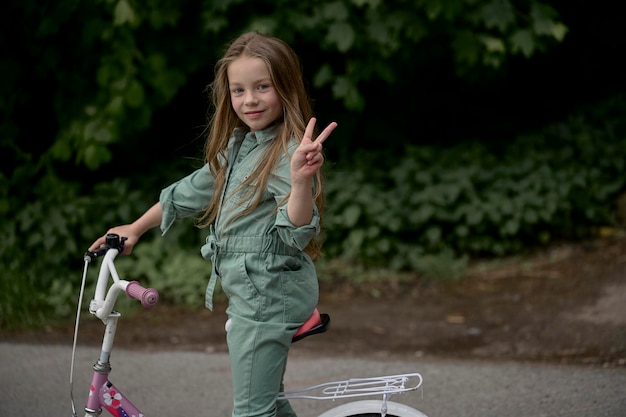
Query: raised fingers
315 121 338 144
305 118 337 145
304 117 317 142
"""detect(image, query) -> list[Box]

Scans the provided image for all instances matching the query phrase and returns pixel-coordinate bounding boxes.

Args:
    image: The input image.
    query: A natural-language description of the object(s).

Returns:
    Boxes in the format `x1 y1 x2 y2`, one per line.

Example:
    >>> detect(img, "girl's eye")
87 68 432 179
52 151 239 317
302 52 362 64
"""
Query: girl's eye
258 84 270 91
231 87 244 95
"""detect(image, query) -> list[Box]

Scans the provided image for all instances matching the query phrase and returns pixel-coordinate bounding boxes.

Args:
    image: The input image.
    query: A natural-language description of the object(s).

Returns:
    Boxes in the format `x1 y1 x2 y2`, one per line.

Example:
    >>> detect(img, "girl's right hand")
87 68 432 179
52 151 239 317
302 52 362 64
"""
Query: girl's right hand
89 224 140 255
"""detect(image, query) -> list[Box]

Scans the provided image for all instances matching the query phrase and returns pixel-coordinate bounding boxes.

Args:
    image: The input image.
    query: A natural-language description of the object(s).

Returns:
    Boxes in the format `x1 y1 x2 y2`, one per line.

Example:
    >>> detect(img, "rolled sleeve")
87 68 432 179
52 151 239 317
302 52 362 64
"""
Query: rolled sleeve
159 164 215 235
274 203 320 251
269 142 321 251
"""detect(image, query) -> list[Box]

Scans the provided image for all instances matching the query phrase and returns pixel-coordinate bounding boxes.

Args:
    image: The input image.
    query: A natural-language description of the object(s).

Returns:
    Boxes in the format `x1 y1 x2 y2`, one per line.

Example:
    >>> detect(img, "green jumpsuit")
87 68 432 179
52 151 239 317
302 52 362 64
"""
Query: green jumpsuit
159 125 320 417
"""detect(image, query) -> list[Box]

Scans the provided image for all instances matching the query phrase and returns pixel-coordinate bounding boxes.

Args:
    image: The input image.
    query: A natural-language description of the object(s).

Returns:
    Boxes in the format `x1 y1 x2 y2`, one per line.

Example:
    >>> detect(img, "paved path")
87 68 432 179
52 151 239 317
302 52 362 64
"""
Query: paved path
1 343 625 416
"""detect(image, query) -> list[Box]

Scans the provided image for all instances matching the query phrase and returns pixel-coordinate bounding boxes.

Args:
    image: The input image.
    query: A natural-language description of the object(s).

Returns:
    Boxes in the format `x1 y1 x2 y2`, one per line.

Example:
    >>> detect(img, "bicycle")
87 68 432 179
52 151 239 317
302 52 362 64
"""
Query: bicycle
70 233 428 417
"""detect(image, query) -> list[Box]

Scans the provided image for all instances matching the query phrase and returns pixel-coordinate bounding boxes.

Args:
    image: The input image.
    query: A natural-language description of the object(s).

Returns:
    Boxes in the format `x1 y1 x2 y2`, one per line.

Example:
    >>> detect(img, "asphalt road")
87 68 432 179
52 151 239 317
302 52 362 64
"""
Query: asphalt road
1 343 625 417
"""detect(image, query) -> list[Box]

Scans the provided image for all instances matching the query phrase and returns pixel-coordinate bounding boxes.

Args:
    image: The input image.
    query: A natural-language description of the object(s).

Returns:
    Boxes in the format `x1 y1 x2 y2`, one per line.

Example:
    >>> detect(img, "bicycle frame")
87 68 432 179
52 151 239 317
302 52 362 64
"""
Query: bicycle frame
72 233 427 417
73 235 158 417
86 369 143 417
83 296 145 417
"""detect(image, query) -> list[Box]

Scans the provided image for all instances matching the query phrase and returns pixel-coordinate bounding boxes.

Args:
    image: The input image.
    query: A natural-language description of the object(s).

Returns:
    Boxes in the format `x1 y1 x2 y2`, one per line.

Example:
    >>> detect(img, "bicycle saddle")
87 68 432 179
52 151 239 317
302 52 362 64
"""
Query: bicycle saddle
223 308 330 343
292 308 331 343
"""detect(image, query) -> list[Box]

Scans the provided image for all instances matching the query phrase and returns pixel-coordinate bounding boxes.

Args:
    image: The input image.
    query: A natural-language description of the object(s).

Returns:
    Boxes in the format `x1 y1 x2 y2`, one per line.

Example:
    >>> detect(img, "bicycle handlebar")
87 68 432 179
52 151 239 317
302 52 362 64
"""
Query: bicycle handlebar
84 233 127 261
86 233 159 320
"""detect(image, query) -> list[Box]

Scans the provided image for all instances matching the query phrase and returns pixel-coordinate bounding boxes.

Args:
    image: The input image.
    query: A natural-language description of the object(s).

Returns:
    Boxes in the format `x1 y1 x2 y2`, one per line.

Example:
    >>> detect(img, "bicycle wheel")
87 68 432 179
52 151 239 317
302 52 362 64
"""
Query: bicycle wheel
317 400 428 417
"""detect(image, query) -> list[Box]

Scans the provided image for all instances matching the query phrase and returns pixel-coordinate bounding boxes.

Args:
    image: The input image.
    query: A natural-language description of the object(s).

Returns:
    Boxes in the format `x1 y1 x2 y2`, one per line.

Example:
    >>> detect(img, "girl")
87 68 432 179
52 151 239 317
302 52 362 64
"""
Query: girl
89 32 337 417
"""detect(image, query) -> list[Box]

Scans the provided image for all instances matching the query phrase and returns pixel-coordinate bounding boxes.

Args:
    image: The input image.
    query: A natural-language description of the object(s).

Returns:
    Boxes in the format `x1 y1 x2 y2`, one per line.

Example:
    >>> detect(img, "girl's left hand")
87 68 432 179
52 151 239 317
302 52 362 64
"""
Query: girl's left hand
291 117 337 182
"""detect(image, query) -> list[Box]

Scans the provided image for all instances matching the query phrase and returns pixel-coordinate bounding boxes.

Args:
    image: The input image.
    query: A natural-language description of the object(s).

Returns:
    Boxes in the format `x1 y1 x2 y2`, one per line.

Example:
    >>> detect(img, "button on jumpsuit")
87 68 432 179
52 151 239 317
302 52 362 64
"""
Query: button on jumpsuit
159 126 320 417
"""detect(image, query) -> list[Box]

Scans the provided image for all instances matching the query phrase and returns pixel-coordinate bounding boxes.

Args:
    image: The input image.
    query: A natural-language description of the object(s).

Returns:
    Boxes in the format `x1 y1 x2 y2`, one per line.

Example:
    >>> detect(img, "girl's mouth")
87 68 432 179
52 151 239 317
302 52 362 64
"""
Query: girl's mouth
245 111 264 119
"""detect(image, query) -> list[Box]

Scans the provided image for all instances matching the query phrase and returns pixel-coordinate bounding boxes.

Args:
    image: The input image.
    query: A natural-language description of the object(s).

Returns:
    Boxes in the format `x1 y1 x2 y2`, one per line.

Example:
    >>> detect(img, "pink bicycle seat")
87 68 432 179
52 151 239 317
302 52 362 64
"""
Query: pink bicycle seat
292 308 331 343
224 308 330 343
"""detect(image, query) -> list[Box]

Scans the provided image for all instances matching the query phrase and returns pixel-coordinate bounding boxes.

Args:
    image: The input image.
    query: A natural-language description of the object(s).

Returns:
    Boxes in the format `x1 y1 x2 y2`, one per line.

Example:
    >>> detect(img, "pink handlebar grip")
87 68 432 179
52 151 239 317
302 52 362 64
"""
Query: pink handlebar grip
126 281 159 308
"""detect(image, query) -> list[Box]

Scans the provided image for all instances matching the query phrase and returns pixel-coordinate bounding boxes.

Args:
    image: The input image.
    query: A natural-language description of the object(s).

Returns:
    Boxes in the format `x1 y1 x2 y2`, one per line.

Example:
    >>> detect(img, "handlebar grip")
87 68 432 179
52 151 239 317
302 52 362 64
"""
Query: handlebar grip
125 281 159 308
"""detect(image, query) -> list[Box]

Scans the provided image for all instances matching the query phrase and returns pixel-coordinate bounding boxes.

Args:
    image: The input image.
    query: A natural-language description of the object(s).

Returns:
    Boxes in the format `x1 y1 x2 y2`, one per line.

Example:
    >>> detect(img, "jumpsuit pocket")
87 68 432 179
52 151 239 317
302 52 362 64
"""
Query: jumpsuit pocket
221 253 264 320
281 266 319 323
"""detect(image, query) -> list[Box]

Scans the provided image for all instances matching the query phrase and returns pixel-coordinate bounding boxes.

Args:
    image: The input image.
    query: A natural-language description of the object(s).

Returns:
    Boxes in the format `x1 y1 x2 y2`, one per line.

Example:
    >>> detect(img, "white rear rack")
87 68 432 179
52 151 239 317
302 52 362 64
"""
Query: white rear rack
278 373 423 401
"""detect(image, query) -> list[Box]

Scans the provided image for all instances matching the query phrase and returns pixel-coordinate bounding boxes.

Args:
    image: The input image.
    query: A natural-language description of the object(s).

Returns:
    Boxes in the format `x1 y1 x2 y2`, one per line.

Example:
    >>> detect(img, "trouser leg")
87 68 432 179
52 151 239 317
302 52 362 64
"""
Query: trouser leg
276 382 297 417
227 315 297 417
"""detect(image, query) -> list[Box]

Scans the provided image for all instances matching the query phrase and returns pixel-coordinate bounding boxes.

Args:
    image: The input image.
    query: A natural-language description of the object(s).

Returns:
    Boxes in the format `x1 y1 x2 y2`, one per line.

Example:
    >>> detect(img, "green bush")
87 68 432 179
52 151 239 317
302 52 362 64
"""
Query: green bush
0 160 215 330
323 96 626 267
0 166 150 329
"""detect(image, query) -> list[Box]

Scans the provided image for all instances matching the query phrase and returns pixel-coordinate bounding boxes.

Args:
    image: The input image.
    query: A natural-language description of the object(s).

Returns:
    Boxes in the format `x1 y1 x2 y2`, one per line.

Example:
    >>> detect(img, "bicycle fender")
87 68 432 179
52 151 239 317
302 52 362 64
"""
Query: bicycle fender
317 399 428 417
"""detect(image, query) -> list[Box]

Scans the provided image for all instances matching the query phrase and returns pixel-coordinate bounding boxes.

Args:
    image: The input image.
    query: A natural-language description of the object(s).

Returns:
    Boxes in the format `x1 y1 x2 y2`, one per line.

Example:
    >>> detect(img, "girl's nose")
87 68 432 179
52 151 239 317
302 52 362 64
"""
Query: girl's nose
244 91 258 105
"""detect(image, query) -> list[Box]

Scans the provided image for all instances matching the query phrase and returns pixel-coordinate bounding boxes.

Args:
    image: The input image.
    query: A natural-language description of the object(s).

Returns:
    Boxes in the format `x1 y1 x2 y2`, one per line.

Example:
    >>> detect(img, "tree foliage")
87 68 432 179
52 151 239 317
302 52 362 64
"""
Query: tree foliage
2 0 567 172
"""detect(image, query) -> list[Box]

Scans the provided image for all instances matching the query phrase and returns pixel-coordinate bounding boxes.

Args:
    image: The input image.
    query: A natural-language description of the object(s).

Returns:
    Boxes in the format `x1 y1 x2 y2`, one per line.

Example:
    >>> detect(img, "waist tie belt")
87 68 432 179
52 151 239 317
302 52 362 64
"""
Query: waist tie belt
201 226 220 310
201 226 300 310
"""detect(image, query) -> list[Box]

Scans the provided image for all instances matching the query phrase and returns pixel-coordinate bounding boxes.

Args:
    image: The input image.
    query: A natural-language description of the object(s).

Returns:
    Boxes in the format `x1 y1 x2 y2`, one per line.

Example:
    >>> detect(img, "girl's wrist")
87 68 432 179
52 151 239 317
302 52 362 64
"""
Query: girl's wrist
291 177 312 187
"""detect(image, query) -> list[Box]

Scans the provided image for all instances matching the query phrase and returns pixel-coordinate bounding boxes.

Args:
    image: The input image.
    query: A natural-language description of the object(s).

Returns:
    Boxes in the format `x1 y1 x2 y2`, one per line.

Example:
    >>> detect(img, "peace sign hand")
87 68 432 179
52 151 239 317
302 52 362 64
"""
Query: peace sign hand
291 117 337 183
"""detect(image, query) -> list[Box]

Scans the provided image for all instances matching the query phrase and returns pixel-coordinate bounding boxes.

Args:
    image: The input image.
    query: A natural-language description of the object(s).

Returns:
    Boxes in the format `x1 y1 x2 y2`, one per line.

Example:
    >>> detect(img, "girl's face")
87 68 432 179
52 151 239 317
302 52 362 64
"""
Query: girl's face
227 56 282 132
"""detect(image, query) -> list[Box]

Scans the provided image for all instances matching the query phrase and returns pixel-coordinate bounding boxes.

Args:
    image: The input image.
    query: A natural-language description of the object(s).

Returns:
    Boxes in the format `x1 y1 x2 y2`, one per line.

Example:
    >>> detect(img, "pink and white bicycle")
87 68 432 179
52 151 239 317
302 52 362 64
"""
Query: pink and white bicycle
70 233 427 417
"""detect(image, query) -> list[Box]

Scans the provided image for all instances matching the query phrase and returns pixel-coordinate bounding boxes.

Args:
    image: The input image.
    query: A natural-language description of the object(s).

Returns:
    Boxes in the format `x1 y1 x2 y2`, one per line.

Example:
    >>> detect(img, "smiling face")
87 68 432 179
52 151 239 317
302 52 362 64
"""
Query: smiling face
227 55 283 132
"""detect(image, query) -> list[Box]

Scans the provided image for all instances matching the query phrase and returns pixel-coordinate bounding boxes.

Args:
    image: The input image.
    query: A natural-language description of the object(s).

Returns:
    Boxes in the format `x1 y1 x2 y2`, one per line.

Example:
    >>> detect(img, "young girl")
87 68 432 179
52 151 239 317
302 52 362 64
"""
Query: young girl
89 32 337 417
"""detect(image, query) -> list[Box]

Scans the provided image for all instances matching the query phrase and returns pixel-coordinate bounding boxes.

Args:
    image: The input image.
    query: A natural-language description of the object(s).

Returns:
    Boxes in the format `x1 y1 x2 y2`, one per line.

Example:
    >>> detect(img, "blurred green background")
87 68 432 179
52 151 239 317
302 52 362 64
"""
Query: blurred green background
1 0 625 329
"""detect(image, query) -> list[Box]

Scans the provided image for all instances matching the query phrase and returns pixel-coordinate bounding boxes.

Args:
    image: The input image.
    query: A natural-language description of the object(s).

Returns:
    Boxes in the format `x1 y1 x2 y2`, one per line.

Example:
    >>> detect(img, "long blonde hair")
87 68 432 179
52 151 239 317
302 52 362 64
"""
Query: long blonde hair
199 32 324 259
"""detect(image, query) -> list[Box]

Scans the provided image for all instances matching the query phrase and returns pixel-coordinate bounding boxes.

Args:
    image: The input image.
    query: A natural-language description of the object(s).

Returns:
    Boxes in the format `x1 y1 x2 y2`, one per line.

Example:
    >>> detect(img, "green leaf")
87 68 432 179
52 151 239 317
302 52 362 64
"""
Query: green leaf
50 137 72 161
404 17 428 43
313 64 334 88
125 79 145 108
530 2 557 25
426 226 442 244
326 22 355 52
481 36 506 53
107 96 124 115
332 76 364 110
523 210 538 224
510 29 535 57
96 65 112 88
411 204 435 224
202 13 228 33
322 1 349 20
480 0 515 32
423 0 443 20
345 229 366 255
247 16 278 34
343 204 362 227
83 119 113 143
551 23 568 42
84 105 98 116
466 207 483 225
529 2 567 40
482 52 505 68
83 144 112 170
502 218 519 235
113 0 137 26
